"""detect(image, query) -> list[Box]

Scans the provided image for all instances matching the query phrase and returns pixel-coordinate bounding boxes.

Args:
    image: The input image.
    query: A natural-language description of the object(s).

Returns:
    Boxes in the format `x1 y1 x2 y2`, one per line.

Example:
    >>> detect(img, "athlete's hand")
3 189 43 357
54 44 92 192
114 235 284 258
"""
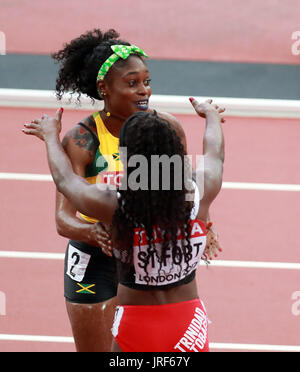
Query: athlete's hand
189 97 226 123
23 108 63 141
90 222 113 257
202 222 223 261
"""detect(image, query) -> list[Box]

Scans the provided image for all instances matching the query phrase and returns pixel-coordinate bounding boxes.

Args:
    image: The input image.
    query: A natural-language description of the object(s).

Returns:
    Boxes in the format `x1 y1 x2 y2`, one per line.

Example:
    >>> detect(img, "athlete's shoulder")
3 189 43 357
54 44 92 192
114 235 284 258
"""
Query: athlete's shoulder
157 111 184 132
157 111 187 150
61 115 99 164
81 113 98 131
157 111 179 123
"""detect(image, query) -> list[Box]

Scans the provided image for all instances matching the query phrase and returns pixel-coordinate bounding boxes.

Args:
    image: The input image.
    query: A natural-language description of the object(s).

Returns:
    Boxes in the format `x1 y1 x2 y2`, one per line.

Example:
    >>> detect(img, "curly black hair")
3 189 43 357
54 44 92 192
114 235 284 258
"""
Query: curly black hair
112 112 193 273
51 29 131 101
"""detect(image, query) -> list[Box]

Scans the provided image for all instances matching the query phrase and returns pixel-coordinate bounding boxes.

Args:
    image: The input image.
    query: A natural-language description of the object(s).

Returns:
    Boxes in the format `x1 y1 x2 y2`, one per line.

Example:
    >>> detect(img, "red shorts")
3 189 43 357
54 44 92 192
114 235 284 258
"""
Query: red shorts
112 298 209 352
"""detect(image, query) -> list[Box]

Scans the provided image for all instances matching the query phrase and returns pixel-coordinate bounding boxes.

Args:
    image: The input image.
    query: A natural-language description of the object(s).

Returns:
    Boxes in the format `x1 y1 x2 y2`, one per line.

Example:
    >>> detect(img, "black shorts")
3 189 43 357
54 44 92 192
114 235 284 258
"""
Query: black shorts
64 240 118 304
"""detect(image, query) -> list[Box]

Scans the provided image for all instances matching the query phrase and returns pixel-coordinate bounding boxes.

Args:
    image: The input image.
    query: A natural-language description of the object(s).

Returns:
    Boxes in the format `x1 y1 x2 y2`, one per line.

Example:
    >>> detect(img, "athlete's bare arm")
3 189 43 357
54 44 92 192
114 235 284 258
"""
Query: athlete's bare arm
190 98 225 221
55 117 110 247
23 110 116 230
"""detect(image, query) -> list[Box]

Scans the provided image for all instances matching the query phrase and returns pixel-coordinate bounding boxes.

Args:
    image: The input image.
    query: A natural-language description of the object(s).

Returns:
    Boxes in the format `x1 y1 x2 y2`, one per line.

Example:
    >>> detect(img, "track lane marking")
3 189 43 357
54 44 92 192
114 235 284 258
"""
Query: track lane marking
0 334 74 343
0 334 299 351
209 342 300 352
1 172 300 191
0 250 299 270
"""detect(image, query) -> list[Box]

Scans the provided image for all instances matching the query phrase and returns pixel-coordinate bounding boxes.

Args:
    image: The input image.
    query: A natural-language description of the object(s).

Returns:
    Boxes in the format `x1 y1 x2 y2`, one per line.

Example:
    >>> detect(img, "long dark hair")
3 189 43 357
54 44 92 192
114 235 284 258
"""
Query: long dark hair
51 29 130 101
112 111 193 271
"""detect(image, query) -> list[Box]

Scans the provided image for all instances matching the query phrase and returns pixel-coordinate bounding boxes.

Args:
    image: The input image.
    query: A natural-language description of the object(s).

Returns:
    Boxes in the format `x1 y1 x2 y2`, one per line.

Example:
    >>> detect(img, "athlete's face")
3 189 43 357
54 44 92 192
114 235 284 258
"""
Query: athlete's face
102 55 152 118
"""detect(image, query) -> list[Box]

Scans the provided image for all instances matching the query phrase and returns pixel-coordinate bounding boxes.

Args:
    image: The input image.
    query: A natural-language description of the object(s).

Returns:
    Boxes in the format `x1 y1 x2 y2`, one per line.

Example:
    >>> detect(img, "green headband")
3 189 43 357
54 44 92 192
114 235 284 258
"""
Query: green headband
96 44 149 83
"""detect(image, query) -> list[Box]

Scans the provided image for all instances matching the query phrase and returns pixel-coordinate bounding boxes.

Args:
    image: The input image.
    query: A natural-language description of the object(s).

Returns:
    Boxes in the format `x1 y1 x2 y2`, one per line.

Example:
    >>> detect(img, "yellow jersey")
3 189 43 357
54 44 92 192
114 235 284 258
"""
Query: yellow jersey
80 111 123 223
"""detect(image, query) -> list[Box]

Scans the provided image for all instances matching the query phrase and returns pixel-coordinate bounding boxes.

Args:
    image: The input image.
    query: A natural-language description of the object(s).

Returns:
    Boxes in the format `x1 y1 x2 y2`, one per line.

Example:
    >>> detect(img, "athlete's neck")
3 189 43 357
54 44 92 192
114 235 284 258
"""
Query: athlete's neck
100 110 124 138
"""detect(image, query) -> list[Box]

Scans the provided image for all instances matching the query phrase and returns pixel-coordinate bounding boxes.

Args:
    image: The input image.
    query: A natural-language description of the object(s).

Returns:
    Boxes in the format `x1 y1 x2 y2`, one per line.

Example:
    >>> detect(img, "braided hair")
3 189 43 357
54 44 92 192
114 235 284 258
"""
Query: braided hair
112 111 193 272
51 29 131 101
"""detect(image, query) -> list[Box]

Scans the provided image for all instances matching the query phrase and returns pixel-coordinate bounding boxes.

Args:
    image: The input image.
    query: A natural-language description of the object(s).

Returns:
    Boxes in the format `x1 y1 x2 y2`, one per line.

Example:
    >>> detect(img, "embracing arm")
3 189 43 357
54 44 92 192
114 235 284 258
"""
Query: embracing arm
190 98 225 220
47 132 116 225
56 191 98 241
23 109 117 226
55 123 111 248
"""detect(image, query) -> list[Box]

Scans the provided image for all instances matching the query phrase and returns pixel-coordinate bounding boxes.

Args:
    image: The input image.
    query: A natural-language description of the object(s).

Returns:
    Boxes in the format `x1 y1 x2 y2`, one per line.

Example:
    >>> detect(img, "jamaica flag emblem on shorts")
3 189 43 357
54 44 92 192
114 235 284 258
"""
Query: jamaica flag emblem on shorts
76 283 96 295
112 153 120 161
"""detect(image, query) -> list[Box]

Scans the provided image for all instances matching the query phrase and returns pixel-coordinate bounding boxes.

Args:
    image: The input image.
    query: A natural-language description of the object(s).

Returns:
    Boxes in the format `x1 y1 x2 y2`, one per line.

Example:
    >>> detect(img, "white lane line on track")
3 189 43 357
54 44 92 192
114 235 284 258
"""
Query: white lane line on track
222 181 300 192
0 334 299 351
209 342 300 352
206 260 300 270
0 251 64 260
0 172 52 181
0 250 299 270
0 334 74 344
1 89 300 118
1 172 300 191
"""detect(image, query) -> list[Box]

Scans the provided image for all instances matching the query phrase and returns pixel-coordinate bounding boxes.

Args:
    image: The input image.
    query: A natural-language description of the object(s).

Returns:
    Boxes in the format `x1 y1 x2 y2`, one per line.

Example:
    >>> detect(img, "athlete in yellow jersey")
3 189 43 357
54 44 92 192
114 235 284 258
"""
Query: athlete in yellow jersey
51 33 187 350
80 112 123 224
58 109 122 352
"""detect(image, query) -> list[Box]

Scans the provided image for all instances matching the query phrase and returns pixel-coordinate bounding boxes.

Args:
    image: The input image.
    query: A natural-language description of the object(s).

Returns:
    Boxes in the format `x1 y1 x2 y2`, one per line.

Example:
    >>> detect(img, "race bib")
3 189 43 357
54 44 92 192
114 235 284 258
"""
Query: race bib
133 219 207 286
66 244 91 282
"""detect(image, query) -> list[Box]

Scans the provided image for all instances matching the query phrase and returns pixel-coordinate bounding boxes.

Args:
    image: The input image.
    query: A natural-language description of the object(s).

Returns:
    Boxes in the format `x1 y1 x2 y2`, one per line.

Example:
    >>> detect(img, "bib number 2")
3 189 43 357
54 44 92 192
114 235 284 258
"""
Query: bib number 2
66 244 91 282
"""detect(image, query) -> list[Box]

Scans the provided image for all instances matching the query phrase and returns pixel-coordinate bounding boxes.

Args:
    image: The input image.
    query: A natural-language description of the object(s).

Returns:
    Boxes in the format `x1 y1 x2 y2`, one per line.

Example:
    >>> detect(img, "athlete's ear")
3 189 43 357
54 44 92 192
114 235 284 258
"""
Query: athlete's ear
97 81 107 98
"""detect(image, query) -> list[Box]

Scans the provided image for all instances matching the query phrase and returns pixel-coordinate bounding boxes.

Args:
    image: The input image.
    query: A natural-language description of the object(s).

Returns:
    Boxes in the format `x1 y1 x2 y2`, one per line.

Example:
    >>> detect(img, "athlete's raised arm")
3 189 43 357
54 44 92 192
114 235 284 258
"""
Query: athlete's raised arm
190 97 225 221
23 109 117 225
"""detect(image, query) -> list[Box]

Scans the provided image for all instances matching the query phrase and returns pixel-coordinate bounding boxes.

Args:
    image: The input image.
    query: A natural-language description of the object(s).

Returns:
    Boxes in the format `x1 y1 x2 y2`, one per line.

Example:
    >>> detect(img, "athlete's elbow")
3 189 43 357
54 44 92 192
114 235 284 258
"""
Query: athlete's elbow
55 208 74 238
55 213 68 237
207 147 225 164
56 225 68 238
55 178 66 195
219 149 225 164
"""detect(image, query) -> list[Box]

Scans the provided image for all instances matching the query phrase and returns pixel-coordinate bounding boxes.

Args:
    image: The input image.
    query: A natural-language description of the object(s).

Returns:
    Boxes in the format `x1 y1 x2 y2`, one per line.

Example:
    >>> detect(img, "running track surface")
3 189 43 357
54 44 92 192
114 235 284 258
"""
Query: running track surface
1 0 300 64
0 106 300 352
